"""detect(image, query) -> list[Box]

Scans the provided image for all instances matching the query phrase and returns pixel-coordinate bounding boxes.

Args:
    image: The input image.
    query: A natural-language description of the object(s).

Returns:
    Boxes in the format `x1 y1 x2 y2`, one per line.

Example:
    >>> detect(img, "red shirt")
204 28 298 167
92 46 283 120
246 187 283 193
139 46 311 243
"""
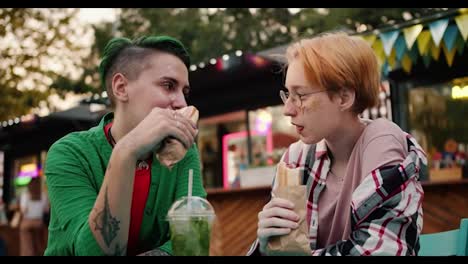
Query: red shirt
104 122 151 256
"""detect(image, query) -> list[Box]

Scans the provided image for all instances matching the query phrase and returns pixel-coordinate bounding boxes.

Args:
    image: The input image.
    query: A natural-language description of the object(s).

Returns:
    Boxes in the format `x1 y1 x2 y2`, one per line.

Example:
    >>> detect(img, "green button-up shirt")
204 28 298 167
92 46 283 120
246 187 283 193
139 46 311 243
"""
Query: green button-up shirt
44 113 206 255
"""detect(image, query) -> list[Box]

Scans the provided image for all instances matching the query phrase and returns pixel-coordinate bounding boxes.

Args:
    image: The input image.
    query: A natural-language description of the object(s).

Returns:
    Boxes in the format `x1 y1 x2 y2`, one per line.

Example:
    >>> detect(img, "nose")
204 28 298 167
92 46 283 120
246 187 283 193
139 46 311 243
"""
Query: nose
282 100 297 117
169 91 187 110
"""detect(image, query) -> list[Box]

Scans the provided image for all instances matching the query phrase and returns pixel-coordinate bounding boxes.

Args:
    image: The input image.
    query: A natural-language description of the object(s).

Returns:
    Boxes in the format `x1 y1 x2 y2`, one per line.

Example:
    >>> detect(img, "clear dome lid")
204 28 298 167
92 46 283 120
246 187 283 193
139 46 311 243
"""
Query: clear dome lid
167 196 216 221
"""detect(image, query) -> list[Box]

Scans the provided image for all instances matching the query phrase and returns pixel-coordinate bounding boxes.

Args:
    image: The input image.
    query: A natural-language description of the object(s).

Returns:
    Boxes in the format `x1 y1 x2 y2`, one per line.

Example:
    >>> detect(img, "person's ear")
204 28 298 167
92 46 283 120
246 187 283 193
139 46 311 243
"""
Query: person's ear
111 73 129 103
338 88 355 112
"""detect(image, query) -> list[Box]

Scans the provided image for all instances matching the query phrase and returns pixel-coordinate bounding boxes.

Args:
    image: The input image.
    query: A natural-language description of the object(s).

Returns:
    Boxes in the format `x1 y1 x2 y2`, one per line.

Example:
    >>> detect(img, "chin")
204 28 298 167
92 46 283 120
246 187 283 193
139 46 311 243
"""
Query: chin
299 134 322 145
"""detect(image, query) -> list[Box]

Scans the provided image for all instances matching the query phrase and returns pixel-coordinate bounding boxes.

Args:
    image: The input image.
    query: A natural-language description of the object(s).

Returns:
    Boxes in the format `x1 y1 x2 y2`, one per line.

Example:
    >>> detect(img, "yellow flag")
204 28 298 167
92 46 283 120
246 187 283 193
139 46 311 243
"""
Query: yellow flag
403 24 423 49
430 42 441 61
372 39 386 65
442 43 457 67
362 34 377 46
388 48 397 69
417 30 432 55
455 14 468 40
401 54 412 73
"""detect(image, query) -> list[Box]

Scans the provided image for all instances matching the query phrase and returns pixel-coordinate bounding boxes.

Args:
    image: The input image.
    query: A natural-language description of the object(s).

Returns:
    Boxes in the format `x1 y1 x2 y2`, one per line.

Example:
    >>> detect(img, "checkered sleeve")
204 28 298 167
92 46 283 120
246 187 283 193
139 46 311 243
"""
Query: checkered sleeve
312 148 426 256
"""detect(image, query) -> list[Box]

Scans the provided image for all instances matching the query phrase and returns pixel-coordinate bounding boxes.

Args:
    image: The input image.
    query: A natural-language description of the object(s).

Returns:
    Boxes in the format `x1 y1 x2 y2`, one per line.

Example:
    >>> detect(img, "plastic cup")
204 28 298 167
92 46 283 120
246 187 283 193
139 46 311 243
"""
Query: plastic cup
167 196 216 256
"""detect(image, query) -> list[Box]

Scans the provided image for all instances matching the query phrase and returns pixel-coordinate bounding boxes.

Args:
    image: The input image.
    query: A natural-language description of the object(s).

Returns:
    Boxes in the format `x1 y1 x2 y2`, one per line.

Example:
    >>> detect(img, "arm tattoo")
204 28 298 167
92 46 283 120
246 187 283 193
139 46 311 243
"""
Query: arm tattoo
93 186 121 247
138 249 171 256
109 243 127 256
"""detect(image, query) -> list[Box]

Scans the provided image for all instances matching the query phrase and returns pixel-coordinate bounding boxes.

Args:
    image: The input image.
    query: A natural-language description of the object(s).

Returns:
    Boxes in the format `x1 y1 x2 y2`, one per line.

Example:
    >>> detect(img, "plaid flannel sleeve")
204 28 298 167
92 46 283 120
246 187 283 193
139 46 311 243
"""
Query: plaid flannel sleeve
311 150 425 256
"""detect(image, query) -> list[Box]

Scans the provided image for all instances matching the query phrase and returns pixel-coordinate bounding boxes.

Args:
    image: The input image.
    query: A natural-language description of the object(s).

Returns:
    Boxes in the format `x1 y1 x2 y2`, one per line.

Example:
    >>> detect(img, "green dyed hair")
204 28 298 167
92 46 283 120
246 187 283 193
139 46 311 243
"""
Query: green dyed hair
98 35 190 106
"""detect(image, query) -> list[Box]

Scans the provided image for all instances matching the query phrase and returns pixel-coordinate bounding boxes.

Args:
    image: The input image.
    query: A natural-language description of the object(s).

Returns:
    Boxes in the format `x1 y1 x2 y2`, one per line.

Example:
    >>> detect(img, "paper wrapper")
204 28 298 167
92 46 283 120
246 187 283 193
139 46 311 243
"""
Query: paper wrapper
266 162 310 256
156 106 199 169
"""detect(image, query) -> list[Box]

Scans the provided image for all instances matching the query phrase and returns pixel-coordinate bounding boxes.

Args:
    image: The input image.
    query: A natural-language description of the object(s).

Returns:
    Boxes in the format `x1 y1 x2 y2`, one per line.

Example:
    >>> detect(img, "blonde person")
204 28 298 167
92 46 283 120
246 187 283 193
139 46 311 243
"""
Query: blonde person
248 32 426 256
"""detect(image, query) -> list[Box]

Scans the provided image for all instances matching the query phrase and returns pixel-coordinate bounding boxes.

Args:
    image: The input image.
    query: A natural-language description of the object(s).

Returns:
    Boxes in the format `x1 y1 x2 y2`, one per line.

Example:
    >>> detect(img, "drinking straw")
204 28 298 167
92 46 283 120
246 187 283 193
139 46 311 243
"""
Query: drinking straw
188 169 193 211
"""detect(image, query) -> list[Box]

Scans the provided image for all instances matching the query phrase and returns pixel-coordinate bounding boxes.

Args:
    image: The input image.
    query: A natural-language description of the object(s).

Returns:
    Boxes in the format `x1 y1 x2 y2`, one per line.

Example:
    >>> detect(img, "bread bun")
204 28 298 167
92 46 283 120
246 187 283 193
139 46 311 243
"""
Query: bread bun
156 106 199 169
179 105 199 124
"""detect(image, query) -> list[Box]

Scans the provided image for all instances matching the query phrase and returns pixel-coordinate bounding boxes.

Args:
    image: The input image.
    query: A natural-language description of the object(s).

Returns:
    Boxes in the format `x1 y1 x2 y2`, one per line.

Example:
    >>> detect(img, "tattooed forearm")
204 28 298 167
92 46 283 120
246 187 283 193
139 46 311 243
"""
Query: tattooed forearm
108 243 127 256
93 187 121 247
138 249 171 256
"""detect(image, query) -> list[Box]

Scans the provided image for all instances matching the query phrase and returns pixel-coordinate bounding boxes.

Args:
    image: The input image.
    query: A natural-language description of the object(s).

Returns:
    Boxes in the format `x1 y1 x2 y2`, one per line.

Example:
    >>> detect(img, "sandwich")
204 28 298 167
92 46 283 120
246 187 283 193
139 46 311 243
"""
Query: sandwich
156 106 199 169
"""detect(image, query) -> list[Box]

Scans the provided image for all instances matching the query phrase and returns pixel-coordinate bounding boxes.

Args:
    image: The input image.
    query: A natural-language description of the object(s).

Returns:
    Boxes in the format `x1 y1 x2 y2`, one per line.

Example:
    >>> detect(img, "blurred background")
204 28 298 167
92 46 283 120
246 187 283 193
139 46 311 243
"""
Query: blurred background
0 8 467 256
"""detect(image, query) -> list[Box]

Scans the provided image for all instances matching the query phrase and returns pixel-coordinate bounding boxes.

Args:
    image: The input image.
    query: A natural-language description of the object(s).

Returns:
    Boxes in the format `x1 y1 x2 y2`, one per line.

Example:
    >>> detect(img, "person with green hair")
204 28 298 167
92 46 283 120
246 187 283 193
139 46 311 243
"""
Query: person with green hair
43 35 206 256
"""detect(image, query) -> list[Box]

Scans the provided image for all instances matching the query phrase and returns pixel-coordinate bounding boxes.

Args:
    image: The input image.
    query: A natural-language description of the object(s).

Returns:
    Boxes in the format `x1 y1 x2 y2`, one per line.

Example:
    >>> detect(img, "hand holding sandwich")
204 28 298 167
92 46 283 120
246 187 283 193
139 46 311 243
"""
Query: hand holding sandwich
118 106 199 163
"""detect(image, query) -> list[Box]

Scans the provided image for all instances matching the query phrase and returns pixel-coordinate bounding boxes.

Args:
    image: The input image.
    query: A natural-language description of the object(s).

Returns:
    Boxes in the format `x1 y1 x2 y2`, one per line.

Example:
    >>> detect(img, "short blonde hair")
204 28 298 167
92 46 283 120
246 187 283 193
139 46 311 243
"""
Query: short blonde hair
286 32 380 114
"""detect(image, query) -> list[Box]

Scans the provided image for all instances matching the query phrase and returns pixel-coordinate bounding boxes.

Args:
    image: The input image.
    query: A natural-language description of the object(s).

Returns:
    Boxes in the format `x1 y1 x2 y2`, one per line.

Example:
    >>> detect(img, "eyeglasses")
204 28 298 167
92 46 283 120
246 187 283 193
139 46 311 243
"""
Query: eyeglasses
279 89 327 107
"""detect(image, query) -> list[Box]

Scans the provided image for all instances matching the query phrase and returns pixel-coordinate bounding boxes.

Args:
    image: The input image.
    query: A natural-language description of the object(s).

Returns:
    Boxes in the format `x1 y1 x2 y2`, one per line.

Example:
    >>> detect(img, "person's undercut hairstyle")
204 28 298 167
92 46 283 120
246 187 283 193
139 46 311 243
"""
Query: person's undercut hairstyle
98 35 190 107
286 31 380 114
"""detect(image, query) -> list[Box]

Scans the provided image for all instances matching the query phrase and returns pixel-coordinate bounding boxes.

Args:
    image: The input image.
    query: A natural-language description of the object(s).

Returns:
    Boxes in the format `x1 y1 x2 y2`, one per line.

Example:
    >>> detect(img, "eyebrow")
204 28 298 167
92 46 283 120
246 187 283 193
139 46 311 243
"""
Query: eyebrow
160 76 191 91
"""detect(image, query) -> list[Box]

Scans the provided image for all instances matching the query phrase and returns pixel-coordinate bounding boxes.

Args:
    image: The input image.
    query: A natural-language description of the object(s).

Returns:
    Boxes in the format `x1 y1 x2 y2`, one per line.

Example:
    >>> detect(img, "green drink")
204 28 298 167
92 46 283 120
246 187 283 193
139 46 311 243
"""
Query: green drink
167 196 216 256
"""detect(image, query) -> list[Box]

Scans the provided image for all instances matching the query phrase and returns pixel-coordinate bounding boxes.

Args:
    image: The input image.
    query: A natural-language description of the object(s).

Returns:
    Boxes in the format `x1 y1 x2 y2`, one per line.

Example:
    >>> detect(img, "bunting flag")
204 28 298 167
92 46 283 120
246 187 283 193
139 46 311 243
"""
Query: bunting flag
456 34 465 55
387 48 397 69
408 44 420 63
382 60 390 76
394 34 408 61
430 41 441 60
379 30 400 56
362 34 377 46
361 9 468 75
455 14 468 40
372 39 386 66
422 53 432 68
401 54 412 73
403 24 423 49
443 24 459 52
442 43 457 66
417 30 432 55
429 18 449 47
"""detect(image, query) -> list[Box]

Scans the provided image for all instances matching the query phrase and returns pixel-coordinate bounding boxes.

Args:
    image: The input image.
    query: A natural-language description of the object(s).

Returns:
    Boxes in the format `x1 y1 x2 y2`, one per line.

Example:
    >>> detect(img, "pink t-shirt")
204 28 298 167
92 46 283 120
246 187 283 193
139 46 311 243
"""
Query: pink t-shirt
317 118 408 248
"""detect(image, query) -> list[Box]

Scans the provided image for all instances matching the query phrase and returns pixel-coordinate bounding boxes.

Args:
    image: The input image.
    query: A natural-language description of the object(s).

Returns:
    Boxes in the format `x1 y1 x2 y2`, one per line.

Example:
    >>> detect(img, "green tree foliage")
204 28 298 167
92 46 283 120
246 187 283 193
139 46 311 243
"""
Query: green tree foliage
0 8 92 121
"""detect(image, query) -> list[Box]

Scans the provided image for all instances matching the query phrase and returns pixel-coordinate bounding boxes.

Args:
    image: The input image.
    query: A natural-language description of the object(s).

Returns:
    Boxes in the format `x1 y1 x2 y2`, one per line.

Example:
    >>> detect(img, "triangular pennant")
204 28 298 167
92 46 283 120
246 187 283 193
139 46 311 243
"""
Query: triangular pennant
388 48 397 69
456 34 465 55
372 39 386 65
362 34 377 46
430 41 441 61
401 54 412 73
394 34 408 61
455 14 468 41
443 24 459 52
417 30 432 55
403 24 423 49
381 60 390 77
408 44 420 63
429 18 449 47
379 30 400 56
422 54 431 68
442 43 457 67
